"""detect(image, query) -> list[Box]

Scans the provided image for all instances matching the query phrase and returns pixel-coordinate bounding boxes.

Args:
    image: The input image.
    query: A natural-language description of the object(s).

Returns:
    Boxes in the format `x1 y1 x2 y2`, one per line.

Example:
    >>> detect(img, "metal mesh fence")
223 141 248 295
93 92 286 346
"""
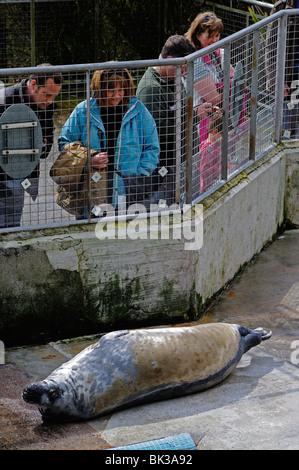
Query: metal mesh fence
0 9 298 232
207 1 269 38
22 70 89 227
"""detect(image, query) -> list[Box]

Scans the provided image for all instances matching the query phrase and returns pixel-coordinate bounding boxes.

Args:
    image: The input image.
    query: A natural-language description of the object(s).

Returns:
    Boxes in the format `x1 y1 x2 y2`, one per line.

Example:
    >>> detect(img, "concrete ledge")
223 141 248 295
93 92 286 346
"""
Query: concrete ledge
0 143 298 346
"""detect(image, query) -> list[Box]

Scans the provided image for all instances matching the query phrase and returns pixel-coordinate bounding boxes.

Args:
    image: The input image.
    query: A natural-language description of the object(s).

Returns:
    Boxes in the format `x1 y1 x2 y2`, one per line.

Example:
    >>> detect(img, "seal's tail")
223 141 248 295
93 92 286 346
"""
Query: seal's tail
237 325 272 353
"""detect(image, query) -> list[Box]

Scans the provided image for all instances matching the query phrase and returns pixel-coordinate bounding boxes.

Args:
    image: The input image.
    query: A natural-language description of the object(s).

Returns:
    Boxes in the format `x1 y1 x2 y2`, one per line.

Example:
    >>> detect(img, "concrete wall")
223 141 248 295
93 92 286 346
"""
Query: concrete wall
0 143 298 346
284 143 299 226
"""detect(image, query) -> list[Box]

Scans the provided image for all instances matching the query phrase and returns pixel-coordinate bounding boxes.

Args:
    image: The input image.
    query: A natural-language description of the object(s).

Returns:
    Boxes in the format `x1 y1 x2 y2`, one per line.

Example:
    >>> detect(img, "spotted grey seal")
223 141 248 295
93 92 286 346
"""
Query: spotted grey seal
22 323 271 422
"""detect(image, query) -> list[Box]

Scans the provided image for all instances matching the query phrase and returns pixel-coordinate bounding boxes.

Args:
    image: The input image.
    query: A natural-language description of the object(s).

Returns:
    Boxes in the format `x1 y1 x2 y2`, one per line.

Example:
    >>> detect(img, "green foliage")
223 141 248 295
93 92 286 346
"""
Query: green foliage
248 5 269 40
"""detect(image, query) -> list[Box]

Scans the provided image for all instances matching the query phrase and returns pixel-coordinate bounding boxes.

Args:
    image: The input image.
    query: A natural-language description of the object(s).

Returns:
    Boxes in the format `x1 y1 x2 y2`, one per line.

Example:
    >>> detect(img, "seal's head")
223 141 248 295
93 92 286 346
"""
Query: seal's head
22 379 82 422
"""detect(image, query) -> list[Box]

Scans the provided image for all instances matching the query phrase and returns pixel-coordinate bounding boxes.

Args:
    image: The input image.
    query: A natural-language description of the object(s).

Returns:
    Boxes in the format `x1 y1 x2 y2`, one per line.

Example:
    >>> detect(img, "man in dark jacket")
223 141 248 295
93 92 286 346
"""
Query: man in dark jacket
136 35 199 206
266 0 299 139
0 64 62 228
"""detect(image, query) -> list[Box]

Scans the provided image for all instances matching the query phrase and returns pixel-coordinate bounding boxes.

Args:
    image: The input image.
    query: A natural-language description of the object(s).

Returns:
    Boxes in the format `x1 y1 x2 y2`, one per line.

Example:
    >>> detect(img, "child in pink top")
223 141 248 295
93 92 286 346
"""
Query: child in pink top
198 110 223 193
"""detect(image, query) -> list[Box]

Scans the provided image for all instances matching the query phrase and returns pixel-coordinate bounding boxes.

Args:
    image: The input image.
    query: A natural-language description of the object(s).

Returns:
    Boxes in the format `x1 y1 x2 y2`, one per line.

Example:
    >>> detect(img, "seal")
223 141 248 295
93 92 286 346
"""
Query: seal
22 323 271 422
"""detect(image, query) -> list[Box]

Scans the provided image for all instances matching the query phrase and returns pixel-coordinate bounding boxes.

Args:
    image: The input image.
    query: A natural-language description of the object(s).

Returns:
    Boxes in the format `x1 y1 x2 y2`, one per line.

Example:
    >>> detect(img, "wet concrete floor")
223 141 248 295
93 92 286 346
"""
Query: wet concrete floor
1 229 299 450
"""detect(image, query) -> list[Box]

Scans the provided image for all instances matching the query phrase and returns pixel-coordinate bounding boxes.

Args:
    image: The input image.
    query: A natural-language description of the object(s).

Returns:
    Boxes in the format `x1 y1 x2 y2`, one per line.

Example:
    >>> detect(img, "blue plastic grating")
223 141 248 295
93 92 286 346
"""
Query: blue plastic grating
109 432 197 450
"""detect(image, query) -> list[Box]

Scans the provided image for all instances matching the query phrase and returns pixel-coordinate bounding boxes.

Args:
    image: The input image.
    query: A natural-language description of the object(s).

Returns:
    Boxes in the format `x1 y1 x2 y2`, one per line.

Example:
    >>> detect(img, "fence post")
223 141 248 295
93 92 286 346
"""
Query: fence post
94 0 100 62
175 65 182 204
30 0 35 66
221 43 230 180
86 70 91 221
274 12 287 143
185 59 194 205
249 29 260 160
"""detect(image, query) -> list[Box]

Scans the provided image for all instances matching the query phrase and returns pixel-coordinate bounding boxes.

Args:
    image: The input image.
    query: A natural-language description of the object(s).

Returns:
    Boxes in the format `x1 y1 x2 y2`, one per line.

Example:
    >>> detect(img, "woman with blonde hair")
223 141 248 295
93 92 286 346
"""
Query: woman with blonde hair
185 12 224 108
185 12 243 142
57 67 159 215
186 11 223 52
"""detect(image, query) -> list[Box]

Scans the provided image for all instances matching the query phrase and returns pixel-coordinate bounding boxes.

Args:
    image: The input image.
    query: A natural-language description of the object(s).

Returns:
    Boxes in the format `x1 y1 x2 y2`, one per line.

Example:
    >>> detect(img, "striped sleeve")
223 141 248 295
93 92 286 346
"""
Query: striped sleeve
194 57 210 82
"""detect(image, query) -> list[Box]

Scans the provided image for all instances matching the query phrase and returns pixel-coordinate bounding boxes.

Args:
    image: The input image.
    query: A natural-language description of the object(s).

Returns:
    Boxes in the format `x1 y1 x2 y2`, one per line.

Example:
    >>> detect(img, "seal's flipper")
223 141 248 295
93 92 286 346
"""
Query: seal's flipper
237 325 272 353
253 327 272 341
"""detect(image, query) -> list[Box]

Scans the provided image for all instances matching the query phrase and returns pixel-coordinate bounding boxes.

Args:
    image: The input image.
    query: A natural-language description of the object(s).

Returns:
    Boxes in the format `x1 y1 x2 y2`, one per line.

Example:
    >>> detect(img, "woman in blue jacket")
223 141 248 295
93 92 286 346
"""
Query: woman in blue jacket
58 67 160 213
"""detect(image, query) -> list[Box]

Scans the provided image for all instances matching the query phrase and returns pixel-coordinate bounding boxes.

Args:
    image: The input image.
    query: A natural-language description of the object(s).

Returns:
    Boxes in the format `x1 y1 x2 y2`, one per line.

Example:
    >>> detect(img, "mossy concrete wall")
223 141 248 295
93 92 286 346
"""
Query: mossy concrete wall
0 143 298 346
0 229 198 346
284 143 299 226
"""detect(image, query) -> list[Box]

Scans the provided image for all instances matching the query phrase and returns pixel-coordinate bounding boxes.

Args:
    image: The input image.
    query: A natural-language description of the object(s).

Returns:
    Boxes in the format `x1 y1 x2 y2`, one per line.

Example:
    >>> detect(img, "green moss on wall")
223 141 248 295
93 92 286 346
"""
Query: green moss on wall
97 274 140 317
0 267 94 347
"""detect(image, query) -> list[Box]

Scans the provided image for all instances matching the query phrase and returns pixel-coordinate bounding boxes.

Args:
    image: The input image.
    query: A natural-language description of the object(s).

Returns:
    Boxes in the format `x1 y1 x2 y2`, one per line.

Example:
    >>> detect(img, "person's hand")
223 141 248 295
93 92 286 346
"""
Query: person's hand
91 152 108 169
196 102 220 119
197 102 212 119
284 83 290 99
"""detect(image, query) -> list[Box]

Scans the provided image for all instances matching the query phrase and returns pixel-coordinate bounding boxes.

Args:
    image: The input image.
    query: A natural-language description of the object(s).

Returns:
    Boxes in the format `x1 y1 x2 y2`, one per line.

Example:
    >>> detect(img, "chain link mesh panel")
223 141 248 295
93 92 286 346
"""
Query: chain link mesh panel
0 9 298 232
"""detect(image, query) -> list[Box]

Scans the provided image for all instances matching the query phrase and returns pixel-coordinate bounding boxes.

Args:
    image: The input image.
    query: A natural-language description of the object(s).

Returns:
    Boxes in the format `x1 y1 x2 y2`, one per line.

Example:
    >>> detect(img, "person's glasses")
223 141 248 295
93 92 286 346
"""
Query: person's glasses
202 14 217 22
